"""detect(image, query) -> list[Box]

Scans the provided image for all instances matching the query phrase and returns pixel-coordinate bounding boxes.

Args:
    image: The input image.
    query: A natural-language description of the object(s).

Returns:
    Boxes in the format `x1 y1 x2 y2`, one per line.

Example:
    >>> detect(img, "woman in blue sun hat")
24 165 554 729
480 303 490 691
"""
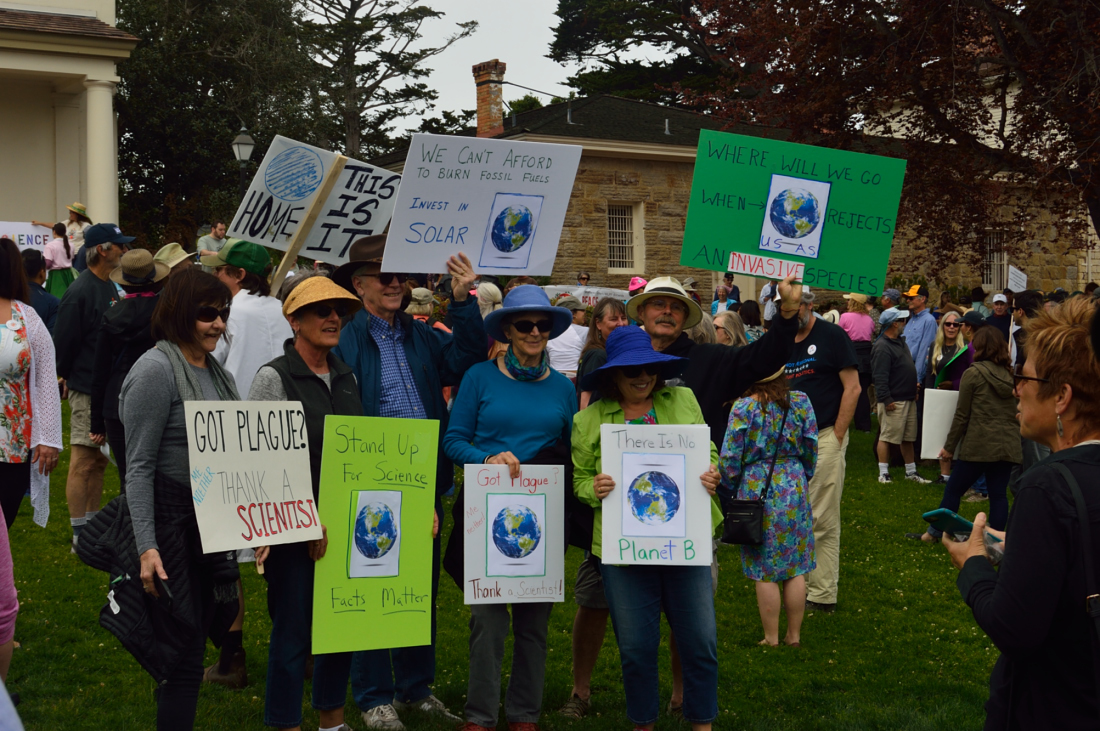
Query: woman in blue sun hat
442 284 578 731
571 326 723 731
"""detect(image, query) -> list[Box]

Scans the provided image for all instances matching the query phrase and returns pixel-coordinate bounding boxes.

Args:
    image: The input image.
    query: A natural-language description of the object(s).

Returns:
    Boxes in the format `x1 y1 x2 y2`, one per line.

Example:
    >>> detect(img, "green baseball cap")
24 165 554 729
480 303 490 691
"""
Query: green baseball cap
200 239 270 276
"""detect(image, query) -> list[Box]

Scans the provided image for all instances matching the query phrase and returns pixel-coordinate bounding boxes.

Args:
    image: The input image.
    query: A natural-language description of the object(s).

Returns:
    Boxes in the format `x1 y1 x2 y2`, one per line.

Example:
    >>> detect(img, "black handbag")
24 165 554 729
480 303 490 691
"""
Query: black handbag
721 403 789 546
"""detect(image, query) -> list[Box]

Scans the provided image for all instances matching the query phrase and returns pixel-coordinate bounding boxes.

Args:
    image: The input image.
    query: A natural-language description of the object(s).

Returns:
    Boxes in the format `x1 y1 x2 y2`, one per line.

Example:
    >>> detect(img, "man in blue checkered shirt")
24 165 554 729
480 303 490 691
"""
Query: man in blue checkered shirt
333 236 486 729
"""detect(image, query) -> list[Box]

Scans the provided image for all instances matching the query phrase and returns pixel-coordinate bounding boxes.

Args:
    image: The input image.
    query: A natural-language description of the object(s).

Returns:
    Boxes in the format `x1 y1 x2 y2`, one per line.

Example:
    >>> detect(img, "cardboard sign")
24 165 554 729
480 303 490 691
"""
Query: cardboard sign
920 389 960 460
382 133 582 276
228 135 401 266
1007 265 1027 293
184 402 321 553
461 464 566 605
542 285 629 308
599 424 714 566
680 131 907 296
312 415 438 654
2 222 51 250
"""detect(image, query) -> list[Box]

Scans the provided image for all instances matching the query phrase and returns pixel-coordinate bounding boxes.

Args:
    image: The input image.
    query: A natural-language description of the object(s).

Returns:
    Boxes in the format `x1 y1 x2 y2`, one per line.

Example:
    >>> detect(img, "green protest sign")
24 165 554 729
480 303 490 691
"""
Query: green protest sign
312 415 438 654
680 130 906 296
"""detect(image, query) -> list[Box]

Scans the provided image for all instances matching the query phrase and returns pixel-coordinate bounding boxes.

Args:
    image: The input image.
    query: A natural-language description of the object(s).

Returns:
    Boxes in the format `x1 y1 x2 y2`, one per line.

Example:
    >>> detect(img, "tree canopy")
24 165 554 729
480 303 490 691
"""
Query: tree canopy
553 0 1100 277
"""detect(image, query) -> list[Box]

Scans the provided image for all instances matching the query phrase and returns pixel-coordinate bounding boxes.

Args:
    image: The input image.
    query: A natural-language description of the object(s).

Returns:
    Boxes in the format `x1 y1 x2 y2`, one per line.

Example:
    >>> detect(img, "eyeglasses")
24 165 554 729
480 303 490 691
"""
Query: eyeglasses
619 365 657 378
1013 364 1050 386
197 305 230 323
646 298 687 314
305 302 351 319
511 319 553 334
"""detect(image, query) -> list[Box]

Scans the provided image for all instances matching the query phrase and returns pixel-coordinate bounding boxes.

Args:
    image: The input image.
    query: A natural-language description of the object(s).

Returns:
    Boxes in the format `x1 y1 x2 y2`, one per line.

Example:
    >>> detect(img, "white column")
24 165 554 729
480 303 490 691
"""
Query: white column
84 80 118 224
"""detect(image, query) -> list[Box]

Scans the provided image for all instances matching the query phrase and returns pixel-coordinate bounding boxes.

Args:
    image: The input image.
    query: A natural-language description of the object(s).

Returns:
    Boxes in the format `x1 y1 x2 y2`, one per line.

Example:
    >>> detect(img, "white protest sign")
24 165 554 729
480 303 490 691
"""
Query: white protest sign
185 401 322 553
600 424 713 566
1 222 51 250
383 133 582 276
1007 265 1027 293
462 464 565 604
228 135 401 266
542 285 629 308
920 389 960 460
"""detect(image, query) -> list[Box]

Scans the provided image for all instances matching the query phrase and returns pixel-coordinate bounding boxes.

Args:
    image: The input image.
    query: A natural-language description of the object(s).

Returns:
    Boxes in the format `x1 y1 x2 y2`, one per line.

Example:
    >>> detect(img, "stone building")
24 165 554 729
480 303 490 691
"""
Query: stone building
378 59 1100 302
0 0 137 225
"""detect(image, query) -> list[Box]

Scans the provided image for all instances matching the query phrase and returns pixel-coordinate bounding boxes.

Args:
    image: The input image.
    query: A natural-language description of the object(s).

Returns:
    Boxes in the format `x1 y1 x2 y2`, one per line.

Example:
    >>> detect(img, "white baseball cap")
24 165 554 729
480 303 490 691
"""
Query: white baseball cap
992 293 1008 304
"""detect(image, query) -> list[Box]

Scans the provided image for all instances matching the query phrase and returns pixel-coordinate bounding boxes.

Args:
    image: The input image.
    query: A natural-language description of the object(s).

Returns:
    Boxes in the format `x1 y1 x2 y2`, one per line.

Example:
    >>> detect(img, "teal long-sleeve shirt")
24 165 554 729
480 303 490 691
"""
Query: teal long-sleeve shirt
442 359 577 466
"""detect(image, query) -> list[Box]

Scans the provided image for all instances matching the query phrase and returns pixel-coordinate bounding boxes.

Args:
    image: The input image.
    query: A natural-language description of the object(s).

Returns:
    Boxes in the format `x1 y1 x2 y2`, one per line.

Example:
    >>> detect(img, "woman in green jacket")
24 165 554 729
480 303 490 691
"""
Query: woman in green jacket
919 326 1021 542
571 326 722 731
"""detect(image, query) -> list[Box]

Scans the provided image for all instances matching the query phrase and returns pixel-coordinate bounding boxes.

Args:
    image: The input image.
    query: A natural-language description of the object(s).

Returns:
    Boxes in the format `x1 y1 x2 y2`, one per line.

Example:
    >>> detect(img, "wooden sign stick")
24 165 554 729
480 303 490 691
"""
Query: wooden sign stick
269 154 348 294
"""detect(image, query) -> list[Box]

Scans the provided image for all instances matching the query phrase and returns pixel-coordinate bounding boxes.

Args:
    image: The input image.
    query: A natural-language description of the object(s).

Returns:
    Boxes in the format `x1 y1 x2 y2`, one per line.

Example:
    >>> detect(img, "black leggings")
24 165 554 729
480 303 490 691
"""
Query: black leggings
0 461 31 528
105 416 127 494
155 628 206 730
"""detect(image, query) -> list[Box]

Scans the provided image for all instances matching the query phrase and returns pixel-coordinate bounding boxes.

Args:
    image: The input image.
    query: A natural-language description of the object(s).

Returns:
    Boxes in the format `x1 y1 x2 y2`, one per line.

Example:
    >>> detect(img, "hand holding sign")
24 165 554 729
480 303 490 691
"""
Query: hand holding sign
775 274 803 317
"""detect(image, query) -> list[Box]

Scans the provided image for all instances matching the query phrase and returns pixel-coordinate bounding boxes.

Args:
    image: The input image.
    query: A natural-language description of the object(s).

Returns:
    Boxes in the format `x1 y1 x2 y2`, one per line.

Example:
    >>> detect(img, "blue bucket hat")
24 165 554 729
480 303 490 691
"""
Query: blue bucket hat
483 285 573 342
580 326 687 391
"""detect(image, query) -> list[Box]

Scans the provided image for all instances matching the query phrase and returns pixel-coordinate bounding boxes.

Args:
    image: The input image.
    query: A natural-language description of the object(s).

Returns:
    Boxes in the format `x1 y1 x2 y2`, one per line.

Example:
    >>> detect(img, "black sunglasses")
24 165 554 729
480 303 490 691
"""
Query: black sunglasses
373 272 409 286
943 321 961 328
1013 364 1049 386
197 306 230 323
619 365 658 378
511 319 554 334
305 302 351 319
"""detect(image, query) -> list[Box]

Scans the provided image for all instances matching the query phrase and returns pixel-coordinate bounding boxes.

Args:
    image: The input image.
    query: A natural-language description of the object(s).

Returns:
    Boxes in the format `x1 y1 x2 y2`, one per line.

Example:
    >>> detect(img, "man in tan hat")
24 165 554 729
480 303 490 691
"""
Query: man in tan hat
333 236 483 729
561 273 801 717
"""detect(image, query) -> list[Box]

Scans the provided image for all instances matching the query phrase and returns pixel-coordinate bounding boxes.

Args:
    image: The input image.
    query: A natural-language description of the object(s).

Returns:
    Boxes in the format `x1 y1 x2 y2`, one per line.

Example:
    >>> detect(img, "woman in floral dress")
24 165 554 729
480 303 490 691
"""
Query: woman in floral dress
720 367 817 647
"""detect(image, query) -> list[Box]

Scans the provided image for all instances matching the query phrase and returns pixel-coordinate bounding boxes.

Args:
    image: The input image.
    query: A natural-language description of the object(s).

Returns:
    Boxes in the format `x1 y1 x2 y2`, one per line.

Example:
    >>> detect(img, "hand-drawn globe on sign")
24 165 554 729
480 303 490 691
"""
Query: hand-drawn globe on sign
354 502 397 559
490 205 535 253
628 471 681 525
491 505 542 559
265 146 324 202
768 188 821 239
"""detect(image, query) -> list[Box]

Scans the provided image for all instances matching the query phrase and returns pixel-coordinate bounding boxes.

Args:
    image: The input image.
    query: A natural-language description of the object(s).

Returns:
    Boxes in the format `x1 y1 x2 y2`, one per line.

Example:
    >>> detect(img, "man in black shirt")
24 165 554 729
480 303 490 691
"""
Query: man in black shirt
55 223 130 549
987 293 1013 342
785 288 861 613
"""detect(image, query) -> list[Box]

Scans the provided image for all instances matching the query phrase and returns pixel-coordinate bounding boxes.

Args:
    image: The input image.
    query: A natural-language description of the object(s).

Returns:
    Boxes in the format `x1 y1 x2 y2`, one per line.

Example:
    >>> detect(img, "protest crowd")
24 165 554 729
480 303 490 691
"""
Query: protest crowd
2 200 1100 731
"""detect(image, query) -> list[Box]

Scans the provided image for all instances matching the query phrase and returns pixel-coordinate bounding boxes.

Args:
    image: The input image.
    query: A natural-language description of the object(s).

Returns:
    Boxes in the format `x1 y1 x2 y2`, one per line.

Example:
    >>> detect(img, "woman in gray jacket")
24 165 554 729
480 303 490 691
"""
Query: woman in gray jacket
918 326 1021 542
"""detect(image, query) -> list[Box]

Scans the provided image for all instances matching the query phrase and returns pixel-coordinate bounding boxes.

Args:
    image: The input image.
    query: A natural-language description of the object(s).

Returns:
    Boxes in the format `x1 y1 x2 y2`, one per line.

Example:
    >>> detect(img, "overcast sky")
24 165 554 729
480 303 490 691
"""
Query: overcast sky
410 0 581 127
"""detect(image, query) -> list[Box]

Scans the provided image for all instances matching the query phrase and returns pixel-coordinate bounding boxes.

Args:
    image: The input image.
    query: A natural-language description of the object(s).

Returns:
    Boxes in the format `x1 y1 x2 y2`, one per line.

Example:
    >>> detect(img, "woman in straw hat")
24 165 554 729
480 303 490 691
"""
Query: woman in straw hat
34 202 93 256
571 326 723 731
88 249 170 492
720 366 818 648
250 276 365 731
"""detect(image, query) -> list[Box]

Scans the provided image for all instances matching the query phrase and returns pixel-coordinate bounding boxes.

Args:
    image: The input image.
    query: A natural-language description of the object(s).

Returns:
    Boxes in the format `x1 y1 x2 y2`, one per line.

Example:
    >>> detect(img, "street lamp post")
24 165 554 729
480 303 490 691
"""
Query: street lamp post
231 127 256 201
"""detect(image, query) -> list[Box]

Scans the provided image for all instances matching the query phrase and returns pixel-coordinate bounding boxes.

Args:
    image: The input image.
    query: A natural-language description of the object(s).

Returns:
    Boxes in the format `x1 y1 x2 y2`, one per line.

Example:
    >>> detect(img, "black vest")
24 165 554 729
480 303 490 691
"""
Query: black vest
265 340 363 501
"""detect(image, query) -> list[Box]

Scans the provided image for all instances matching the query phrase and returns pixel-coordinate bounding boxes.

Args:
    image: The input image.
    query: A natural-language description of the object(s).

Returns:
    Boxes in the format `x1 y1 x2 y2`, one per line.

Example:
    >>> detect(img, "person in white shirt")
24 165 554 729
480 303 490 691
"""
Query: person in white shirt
201 240 293 397
546 295 589 375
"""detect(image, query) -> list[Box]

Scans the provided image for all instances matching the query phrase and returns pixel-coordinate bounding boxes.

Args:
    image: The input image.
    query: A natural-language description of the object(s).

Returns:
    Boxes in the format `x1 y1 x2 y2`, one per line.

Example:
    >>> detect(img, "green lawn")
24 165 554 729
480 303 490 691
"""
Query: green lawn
8 407 998 730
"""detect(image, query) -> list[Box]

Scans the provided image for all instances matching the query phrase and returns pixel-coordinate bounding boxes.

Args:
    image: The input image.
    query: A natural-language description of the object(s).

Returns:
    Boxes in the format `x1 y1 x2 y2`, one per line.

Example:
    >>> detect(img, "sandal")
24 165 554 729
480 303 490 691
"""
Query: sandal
784 640 801 648
758 639 779 647
558 694 589 719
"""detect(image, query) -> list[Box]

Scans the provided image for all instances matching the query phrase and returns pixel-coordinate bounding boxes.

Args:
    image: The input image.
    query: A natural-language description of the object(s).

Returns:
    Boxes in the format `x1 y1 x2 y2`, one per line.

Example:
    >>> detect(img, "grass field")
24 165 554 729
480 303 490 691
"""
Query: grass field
8 407 1000 730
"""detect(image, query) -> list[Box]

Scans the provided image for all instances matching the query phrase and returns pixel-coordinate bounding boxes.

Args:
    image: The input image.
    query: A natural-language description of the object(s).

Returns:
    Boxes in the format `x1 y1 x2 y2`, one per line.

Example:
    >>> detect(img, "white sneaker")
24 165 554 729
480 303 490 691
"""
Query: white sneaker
878 473 892 483
362 704 405 730
905 472 932 484
394 694 461 722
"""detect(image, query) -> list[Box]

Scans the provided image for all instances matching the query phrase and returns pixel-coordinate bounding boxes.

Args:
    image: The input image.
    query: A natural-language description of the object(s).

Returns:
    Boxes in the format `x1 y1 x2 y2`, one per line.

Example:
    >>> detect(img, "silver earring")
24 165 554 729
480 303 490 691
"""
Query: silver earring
1057 413 1064 438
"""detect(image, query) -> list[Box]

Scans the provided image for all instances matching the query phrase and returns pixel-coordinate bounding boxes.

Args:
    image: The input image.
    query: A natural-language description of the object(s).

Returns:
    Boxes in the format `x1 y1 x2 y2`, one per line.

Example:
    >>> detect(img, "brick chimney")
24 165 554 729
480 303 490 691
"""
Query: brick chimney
473 59 506 138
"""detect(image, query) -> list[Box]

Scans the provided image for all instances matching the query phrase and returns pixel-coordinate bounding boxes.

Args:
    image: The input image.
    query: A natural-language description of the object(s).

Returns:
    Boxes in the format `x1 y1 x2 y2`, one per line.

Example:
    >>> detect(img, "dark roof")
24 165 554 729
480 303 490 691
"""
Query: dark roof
0 8 138 42
492 95 784 146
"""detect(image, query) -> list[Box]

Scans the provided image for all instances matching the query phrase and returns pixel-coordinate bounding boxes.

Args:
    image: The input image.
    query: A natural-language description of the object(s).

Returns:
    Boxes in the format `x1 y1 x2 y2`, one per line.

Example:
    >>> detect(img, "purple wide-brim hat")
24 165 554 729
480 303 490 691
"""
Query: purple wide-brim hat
580 325 686 391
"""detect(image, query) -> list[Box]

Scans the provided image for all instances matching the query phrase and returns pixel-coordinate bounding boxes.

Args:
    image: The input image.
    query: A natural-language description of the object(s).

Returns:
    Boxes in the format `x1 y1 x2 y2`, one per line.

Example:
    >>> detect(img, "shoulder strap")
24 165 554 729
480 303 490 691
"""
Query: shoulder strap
760 403 790 502
1050 461 1100 718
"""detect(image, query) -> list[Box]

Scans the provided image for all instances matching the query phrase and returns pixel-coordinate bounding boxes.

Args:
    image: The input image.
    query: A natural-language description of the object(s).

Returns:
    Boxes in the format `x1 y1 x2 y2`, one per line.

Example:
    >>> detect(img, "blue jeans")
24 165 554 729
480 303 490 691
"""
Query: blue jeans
351 532 441 709
263 542 353 728
601 564 718 725
927 460 1012 540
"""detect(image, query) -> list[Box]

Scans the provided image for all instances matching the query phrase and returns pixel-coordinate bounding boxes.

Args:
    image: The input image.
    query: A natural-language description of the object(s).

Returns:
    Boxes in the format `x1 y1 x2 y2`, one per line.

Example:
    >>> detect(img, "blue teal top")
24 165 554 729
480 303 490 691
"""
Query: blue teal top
443 359 577 466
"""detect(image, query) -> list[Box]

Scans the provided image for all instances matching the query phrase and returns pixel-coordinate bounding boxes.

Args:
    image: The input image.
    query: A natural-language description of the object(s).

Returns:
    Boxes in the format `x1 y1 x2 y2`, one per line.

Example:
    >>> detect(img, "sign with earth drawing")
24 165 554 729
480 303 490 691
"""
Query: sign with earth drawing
462 463 566 605
228 135 402 267
600 424 714 567
680 130 907 297
312 415 438 654
382 133 583 276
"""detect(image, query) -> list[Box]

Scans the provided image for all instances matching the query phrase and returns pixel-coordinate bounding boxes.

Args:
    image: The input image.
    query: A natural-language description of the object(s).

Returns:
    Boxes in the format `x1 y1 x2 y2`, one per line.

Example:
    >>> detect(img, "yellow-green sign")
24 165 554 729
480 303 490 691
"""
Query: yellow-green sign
312 415 438 654
681 130 906 296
